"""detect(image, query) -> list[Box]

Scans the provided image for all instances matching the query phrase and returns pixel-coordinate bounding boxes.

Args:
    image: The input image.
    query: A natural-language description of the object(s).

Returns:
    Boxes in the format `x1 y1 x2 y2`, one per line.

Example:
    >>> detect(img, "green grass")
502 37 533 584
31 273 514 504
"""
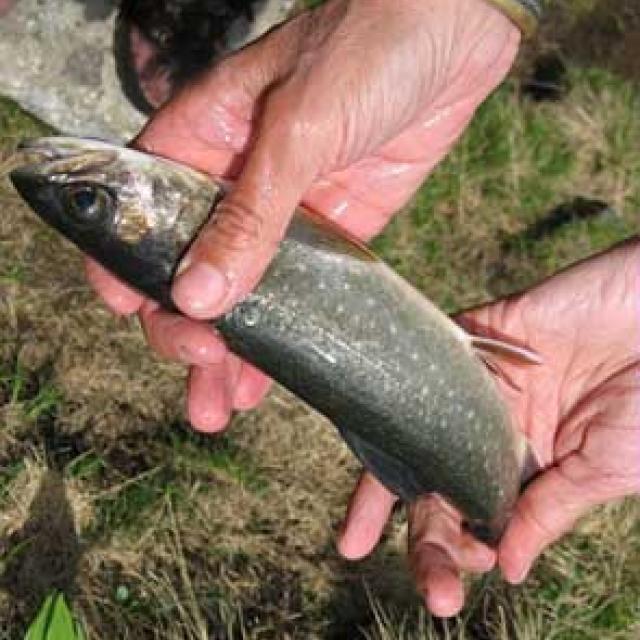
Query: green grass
89 466 173 536
65 452 106 481
0 361 62 423
0 95 51 153
25 592 85 640
170 429 268 494
81 427 266 543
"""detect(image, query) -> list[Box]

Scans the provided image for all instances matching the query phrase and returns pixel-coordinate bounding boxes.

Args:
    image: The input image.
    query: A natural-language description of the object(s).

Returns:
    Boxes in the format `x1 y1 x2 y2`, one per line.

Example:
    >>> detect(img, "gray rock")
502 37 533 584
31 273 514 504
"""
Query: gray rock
0 0 143 141
0 0 295 142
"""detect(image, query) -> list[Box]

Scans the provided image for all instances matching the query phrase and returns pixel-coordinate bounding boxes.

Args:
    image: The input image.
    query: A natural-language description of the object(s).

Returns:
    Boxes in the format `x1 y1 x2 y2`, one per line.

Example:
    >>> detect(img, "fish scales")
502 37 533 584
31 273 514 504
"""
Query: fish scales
8 137 532 542
220 218 519 528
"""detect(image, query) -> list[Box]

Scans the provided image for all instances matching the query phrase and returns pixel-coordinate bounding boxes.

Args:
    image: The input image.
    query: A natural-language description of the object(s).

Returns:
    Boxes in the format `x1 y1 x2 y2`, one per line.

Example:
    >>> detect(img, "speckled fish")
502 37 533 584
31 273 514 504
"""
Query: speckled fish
8 137 540 542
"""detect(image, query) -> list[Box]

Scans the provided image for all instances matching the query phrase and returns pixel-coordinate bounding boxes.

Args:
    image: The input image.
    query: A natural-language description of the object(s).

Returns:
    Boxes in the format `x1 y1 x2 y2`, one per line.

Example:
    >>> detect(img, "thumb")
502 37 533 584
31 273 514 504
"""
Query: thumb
171 80 332 319
498 462 601 584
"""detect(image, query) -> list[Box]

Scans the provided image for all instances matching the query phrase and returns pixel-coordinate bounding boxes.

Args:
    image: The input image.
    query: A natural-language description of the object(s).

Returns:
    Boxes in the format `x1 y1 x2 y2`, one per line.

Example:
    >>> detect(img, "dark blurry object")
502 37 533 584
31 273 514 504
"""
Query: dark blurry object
488 197 618 296
511 196 614 242
116 0 292 112
521 52 569 102
530 0 640 86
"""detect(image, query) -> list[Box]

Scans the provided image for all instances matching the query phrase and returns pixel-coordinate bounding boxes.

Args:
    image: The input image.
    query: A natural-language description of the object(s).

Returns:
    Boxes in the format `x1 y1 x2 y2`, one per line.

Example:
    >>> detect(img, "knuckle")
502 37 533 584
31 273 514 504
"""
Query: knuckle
203 198 265 253
265 83 314 140
516 495 558 543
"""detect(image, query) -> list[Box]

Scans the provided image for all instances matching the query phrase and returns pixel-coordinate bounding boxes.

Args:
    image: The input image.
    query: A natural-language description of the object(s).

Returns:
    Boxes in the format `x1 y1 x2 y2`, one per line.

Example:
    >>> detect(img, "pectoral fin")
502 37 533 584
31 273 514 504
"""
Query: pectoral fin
470 335 542 365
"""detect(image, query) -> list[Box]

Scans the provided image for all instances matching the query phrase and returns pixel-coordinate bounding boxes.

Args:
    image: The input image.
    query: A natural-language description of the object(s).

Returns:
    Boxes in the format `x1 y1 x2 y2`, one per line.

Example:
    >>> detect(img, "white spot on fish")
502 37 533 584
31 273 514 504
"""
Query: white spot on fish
429 363 437 372
310 344 337 365
239 304 260 327
411 352 419 361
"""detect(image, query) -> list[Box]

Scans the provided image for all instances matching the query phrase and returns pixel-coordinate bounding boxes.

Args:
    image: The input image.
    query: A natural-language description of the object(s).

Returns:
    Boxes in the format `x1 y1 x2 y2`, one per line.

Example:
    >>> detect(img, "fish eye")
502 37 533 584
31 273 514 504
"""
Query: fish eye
62 183 113 227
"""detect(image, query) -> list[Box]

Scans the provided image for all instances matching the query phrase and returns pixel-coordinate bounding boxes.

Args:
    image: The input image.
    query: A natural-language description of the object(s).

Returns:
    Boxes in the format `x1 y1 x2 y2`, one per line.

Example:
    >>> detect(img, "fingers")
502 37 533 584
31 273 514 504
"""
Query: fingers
337 472 398 560
132 35 282 174
139 300 227 366
126 21 323 320
337 479 497 618
187 358 236 432
187 358 270 432
233 362 272 411
498 465 599 584
171 81 332 319
410 497 496 573
411 544 465 618
409 496 496 618
138 302 271 431
85 257 143 316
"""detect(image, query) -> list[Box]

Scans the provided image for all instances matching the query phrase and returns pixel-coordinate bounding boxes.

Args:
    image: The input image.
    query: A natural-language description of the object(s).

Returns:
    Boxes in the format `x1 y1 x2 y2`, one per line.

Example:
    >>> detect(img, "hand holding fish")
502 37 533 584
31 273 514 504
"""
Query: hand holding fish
339 239 640 617
8 0 637 624
86 0 520 430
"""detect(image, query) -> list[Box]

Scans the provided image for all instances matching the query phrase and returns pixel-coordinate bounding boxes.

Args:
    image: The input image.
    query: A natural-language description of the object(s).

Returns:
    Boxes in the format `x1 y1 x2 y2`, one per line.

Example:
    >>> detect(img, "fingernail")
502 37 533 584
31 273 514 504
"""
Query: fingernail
173 262 228 318
191 408 228 433
175 252 193 277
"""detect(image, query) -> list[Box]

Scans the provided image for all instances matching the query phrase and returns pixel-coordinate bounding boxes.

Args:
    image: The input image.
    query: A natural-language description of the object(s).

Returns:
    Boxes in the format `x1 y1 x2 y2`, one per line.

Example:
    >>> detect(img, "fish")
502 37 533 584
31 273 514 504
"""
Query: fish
8 137 540 543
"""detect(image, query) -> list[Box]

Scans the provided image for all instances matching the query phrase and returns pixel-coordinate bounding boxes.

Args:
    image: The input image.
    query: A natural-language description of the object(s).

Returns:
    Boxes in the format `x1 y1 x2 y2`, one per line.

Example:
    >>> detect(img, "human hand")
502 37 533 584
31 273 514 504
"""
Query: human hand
88 0 520 430
338 238 640 617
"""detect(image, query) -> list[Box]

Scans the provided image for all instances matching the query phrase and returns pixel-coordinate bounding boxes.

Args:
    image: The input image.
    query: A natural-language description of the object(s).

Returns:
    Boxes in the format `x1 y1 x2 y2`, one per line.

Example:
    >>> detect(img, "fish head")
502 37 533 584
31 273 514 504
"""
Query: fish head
9 136 220 307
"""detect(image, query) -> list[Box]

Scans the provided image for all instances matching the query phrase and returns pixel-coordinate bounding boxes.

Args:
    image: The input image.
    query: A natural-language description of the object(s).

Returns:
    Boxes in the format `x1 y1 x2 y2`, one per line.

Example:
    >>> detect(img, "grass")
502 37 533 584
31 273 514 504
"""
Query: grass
0 5 639 638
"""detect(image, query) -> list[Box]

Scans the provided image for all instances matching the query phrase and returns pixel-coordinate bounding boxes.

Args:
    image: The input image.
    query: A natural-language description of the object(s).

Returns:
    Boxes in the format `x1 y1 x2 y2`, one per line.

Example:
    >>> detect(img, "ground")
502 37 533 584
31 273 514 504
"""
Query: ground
0 0 639 638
